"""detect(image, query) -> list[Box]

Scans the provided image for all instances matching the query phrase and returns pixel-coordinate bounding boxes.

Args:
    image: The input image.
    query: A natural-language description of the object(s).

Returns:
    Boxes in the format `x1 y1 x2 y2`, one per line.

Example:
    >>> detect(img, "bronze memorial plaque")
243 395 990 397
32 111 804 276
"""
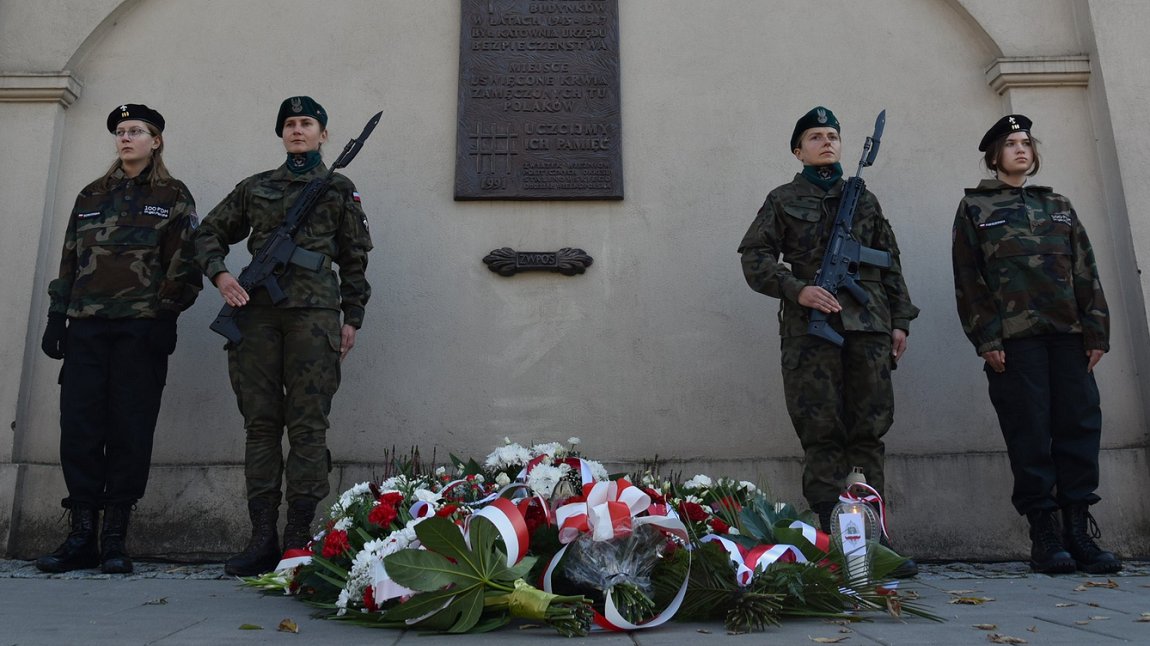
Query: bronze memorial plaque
455 0 622 200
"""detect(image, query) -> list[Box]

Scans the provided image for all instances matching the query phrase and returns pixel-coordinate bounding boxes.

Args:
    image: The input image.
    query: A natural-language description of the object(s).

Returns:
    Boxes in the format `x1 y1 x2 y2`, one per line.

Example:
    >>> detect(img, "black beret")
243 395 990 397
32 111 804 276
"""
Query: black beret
790 106 840 151
107 104 165 133
979 114 1032 152
276 96 328 137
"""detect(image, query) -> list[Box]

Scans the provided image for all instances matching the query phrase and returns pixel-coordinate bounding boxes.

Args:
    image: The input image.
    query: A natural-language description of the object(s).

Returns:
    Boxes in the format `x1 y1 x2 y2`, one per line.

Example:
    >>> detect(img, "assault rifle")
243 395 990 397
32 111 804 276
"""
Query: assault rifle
209 110 383 344
806 110 892 346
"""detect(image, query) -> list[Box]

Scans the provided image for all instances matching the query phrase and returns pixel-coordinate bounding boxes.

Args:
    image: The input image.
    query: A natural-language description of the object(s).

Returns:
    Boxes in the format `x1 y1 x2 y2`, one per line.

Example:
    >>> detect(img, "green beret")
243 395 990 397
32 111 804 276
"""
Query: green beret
979 114 1032 152
790 106 839 151
275 96 328 137
107 103 165 133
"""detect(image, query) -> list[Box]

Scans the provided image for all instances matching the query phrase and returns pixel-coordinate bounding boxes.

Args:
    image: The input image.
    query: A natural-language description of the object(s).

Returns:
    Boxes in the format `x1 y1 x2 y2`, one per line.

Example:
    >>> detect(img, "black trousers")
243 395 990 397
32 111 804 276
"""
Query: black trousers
985 334 1102 515
59 318 167 508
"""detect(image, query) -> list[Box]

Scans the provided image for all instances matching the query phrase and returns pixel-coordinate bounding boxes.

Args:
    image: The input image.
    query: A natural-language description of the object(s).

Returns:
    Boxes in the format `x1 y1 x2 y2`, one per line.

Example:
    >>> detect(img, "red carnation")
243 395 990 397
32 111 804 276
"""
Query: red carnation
710 518 731 534
436 504 459 518
716 496 742 513
322 529 350 558
379 492 404 507
369 502 398 528
363 585 378 612
679 501 709 522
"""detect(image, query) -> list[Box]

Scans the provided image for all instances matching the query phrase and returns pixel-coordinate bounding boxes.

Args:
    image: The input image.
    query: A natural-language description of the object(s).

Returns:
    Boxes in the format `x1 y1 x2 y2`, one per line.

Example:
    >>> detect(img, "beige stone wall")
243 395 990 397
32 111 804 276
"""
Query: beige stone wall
2 0 1147 560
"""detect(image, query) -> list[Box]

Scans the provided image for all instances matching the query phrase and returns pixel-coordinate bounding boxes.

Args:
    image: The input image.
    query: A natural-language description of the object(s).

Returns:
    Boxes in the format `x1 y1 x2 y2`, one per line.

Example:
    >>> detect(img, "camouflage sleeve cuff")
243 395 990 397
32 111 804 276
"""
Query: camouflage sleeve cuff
342 305 365 329
891 319 912 334
1084 334 1109 352
781 275 806 302
975 339 1003 355
206 259 230 281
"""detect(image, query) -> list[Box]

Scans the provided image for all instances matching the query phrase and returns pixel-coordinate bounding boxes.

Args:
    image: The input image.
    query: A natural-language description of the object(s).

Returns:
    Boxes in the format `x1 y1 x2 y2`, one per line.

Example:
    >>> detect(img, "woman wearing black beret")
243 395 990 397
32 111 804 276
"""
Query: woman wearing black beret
37 104 202 573
951 115 1120 574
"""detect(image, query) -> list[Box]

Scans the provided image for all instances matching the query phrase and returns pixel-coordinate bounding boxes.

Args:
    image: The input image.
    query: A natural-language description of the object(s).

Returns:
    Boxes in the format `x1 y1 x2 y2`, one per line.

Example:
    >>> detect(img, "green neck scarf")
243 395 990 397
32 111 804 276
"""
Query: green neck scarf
801 163 843 191
286 151 322 175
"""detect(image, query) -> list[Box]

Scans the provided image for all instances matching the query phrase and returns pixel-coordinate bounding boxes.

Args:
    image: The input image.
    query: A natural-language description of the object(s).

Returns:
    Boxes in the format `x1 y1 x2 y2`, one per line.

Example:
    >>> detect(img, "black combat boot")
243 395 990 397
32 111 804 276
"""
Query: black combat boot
224 499 280 576
100 504 134 574
35 506 100 572
1026 509 1076 574
282 498 318 552
1062 504 1122 574
878 532 919 579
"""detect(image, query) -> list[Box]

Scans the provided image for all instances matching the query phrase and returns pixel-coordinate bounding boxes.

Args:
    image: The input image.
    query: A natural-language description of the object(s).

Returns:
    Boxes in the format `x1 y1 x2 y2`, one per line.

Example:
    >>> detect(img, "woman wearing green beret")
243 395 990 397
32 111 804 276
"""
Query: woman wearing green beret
196 96 373 576
37 104 202 574
951 114 1120 574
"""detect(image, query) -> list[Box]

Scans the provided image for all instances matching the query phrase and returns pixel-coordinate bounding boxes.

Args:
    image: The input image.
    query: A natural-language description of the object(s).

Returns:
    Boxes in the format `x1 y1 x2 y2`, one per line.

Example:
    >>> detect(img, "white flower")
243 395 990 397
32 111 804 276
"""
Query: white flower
435 466 447 477
483 443 532 470
568 437 581 446
526 463 571 498
495 472 511 487
684 474 713 489
583 459 609 481
739 480 757 493
414 488 441 504
334 517 353 531
531 441 566 458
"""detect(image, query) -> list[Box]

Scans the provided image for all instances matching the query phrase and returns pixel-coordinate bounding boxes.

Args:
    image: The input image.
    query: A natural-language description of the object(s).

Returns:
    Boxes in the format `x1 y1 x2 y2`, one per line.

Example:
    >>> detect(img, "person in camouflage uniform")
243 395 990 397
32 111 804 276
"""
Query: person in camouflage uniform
37 104 202 574
738 107 919 575
195 96 373 576
952 114 1120 575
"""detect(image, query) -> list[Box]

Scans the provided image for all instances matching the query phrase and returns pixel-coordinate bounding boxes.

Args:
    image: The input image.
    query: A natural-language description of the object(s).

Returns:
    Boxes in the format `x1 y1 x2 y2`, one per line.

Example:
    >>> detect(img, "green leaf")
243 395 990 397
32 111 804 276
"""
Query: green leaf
446 587 486 633
414 517 479 574
384 548 472 591
380 587 461 622
504 555 537 581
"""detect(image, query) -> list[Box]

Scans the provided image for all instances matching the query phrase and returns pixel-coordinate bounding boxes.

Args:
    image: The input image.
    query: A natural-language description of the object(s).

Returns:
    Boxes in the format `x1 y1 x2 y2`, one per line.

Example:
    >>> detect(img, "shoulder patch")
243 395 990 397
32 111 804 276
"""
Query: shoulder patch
1050 212 1072 226
978 219 1007 229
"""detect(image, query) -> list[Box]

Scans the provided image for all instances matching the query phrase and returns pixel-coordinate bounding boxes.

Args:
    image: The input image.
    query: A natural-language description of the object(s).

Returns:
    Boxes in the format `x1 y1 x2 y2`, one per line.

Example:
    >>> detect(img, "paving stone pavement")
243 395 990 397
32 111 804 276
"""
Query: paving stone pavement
1 559 1148 645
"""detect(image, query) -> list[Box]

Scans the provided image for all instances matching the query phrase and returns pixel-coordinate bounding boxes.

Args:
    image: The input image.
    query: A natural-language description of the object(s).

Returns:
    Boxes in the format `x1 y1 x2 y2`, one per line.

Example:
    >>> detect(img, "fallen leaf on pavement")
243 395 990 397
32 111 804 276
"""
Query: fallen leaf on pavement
277 618 298 633
1135 613 1150 623
1084 579 1119 589
987 634 1027 644
947 589 978 595
1027 625 1037 632
142 597 168 606
238 624 262 630
1054 603 1075 607
950 596 995 605
697 629 711 634
1075 620 1090 625
972 624 997 630
809 637 849 644
1089 615 1110 621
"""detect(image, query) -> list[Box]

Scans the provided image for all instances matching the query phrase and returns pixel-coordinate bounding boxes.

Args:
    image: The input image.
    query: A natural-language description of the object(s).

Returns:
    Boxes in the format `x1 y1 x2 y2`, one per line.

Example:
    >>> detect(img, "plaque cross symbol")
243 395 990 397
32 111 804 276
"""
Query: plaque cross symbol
469 122 517 175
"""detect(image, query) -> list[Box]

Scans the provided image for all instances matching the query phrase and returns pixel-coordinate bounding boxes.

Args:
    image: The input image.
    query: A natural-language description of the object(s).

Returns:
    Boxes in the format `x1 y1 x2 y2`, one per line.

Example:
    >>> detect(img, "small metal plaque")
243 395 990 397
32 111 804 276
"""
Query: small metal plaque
483 247 594 276
455 0 623 200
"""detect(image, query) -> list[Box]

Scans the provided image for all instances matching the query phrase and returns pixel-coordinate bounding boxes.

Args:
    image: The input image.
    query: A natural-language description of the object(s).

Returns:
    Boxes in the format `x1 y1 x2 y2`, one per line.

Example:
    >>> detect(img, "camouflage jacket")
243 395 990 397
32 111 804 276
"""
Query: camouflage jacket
195 163 373 328
48 170 202 319
951 179 1108 355
738 173 918 338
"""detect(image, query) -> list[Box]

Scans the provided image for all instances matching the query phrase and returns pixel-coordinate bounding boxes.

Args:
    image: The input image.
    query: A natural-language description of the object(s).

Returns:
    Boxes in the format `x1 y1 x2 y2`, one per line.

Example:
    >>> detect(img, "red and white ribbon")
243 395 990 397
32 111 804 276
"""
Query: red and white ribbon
788 520 833 553
838 483 889 539
699 534 807 586
467 497 531 566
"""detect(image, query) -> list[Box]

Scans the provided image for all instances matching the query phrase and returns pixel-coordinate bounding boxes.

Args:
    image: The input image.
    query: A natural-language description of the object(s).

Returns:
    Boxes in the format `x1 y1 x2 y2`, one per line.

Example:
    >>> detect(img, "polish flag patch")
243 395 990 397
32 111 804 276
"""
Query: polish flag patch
352 191 362 203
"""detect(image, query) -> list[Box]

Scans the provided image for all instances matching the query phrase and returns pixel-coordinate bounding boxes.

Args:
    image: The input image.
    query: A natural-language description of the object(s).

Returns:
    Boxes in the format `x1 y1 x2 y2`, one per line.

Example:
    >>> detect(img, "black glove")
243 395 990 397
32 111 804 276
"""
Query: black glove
41 313 67 360
149 310 179 355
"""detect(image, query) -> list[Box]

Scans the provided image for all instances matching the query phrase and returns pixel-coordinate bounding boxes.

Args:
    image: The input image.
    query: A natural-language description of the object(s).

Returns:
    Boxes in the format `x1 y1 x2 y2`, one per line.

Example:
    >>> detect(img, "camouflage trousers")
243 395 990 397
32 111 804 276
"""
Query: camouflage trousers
227 306 341 505
780 332 894 507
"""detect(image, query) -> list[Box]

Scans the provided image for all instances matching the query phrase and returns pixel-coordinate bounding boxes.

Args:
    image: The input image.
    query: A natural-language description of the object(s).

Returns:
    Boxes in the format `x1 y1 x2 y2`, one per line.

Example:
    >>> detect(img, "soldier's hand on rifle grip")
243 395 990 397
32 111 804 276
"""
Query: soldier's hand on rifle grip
213 271 250 308
798 285 842 314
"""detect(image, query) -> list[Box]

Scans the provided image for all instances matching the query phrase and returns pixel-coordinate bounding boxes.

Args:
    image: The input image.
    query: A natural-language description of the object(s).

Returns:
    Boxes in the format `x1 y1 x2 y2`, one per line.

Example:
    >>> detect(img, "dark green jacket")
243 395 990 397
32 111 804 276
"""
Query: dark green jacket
738 173 918 338
48 170 202 319
951 179 1108 355
195 163 373 328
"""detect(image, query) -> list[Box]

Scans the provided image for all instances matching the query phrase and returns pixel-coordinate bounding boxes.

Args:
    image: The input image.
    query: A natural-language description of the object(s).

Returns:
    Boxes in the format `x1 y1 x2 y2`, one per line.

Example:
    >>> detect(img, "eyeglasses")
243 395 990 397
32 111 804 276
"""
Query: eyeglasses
113 127 152 139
